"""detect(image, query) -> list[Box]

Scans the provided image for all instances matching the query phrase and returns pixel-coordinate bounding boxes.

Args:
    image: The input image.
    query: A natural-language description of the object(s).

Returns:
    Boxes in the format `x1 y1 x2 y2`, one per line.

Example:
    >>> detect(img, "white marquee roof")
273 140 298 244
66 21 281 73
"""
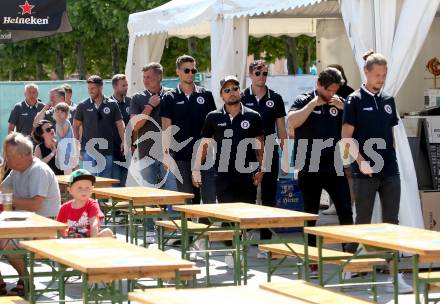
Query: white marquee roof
128 0 340 38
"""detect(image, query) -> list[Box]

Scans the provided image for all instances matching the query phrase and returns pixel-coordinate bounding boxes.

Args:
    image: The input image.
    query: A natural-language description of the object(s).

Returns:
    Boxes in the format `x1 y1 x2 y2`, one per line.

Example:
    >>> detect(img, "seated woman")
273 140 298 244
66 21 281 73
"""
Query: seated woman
32 119 64 175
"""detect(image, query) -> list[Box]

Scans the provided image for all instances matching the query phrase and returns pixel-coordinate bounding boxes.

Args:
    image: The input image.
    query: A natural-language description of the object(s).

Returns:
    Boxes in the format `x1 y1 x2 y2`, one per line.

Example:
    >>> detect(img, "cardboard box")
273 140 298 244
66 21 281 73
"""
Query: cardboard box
420 191 440 231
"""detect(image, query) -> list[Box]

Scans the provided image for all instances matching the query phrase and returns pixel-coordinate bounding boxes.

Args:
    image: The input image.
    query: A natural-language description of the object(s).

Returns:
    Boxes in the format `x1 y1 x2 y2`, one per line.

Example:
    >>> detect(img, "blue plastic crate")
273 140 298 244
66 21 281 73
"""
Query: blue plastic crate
274 178 305 233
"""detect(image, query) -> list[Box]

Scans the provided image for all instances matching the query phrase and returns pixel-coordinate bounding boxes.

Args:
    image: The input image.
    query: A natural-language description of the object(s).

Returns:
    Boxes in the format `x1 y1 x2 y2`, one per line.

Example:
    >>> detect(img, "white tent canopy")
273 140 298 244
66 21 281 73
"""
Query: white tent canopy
159 18 317 39
127 0 337 37
125 0 440 230
126 0 337 96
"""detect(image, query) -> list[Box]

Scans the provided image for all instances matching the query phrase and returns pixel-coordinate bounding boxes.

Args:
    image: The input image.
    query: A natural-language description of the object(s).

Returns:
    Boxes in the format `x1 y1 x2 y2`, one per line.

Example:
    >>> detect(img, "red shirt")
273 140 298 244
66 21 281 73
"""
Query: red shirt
56 198 104 237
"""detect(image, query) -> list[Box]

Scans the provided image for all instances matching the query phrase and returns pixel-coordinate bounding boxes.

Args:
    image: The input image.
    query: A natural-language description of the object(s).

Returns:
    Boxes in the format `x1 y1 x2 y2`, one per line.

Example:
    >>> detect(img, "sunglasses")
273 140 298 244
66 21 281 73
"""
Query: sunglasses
44 126 54 133
255 71 268 77
222 86 240 94
183 68 198 74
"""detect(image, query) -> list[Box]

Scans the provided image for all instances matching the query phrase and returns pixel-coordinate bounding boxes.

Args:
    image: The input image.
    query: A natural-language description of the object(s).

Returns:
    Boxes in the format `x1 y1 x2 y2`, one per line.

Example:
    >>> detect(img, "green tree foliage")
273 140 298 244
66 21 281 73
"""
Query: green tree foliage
0 0 316 80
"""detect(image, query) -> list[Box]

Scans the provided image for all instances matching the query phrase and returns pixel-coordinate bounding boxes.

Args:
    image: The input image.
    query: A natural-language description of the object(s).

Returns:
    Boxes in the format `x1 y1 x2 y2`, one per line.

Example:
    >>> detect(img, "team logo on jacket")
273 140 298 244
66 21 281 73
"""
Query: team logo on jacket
126 106 130 114
197 96 205 104
266 100 274 108
103 107 110 114
329 107 338 117
384 104 392 114
241 120 250 129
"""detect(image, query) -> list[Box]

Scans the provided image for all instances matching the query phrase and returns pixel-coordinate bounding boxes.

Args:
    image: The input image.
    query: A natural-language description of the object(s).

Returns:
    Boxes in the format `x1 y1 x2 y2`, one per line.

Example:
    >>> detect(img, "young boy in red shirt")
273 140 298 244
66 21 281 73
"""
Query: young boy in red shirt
57 169 113 238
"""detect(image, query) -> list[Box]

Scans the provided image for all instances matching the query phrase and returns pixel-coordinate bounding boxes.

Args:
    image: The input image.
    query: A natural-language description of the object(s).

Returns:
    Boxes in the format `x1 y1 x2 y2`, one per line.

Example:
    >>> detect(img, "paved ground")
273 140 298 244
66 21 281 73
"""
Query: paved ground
0 209 436 303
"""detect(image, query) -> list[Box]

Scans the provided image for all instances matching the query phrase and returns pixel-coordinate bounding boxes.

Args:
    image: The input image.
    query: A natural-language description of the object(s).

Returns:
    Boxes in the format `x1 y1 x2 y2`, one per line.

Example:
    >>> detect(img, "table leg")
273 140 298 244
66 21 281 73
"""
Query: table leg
110 281 116 304
303 222 310 281
175 269 181 288
392 250 399 304
58 264 66 303
28 252 35 304
413 254 421 304
180 212 189 260
317 236 324 286
242 229 248 286
111 198 117 235
118 280 123 304
129 200 134 243
234 222 241 285
82 273 89 304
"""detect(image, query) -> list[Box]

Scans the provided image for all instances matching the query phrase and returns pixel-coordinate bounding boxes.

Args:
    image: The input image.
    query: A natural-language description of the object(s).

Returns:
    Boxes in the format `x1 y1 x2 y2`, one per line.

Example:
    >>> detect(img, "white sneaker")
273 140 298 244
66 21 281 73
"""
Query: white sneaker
224 254 235 269
145 231 156 244
188 252 198 261
322 204 337 215
257 250 268 259
146 235 156 244
385 273 413 294
148 243 159 249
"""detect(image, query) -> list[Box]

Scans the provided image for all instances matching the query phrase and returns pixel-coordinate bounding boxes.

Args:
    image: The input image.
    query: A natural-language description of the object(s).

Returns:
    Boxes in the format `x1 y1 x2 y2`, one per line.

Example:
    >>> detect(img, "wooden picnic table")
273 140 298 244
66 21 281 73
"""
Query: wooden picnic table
93 186 194 205
0 212 66 303
20 237 194 303
0 296 29 304
129 280 372 304
305 223 440 304
0 211 66 239
92 187 194 243
173 203 318 285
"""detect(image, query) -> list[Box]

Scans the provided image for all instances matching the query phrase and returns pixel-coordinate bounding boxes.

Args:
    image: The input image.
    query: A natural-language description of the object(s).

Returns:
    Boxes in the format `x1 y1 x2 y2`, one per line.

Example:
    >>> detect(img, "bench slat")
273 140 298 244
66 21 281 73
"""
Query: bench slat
259 243 386 267
119 207 163 215
156 220 234 241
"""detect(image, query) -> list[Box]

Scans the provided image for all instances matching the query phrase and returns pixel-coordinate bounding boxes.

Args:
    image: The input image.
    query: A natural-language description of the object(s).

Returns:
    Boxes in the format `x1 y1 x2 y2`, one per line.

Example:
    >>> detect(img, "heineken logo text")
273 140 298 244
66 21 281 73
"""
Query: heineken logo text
3 16 49 25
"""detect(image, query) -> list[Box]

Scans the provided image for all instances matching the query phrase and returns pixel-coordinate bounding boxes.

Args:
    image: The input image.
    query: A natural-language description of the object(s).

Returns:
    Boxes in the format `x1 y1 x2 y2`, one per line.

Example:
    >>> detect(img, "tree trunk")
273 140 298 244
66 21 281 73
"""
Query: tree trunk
285 36 298 75
111 37 119 75
36 61 44 80
302 48 308 74
187 37 197 55
9 70 15 81
55 45 65 80
307 44 312 72
75 39 86 79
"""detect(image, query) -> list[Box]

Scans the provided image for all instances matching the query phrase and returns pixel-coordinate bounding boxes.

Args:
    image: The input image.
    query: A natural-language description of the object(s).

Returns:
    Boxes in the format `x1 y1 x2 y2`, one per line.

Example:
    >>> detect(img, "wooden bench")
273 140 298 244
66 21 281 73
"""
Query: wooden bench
155 220 234 242
101 202 164 245
102 200 130 208
259 243 385 300
155 266 201 281
120 207 163 215
156 220 235 286
134 266 201 289
419 271 440 302
259 243 386 273
261 280 374 303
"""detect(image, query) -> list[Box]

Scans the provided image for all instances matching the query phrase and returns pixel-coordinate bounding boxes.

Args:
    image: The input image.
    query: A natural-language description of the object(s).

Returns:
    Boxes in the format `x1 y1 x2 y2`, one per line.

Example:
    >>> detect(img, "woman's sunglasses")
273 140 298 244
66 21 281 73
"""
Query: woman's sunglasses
255 71 268 77
222 86 240 94
182 68 198 74
44 126 54 133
